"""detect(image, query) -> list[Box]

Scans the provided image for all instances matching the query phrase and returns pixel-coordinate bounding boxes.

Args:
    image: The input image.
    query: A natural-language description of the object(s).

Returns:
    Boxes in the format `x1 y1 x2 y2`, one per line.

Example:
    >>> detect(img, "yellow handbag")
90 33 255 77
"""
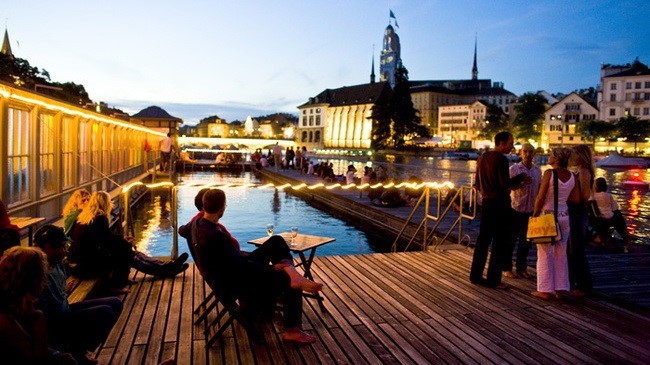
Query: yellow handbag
527 169 562 244
527 213 561 243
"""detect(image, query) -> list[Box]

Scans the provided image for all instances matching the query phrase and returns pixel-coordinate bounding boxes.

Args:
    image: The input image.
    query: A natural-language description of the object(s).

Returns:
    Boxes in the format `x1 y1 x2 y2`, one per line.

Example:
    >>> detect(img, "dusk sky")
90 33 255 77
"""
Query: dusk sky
3 0 649 125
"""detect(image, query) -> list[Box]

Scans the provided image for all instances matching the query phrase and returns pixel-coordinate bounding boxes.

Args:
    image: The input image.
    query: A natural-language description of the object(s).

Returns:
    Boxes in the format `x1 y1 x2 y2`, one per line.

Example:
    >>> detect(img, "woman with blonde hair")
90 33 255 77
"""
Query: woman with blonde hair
530 148 577 299
69 192 188 286
0 246 75 363
567 144 594 297
62 189 90 236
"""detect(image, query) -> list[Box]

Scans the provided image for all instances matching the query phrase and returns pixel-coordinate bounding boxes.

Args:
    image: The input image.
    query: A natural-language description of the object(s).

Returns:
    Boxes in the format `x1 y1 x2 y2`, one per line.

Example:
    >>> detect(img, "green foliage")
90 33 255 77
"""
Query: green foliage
479 104 509 140
370 64 428 149
616 116 650 155
0 53 91 105
513 92 548 141
577 119 617 147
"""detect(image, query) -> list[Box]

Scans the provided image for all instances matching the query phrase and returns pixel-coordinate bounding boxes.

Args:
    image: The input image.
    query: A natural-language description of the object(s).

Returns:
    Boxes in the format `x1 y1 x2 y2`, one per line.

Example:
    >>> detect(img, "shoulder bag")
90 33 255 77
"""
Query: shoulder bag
527 170 562 244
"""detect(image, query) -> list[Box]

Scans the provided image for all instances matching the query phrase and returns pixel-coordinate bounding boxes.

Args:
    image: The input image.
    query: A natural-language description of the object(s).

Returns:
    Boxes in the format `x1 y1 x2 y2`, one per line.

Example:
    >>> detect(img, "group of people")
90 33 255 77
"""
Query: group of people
0 188 191 363
264 143 311 173
470 131 631 300
179 188 324 344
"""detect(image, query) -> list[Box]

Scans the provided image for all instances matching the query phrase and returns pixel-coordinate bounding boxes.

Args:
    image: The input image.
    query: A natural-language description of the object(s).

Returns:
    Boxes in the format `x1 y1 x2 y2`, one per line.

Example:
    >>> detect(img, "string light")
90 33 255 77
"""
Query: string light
121 180 455 194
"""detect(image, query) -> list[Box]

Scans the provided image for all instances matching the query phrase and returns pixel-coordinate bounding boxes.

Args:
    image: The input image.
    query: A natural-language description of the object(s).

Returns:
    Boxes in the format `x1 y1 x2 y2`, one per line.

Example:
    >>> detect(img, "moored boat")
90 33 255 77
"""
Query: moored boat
595 152 650 169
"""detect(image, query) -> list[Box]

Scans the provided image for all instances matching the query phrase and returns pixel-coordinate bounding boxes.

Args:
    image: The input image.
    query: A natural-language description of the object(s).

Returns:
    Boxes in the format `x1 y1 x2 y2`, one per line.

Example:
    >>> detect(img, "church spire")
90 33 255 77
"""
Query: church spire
1 28 13 58
471 35 478 80
370 49 376 84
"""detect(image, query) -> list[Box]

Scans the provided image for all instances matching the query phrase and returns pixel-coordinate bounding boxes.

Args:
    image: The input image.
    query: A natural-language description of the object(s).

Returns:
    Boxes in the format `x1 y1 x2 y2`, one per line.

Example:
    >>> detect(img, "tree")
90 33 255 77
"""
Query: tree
512 93 548 142
616 116 650 155
577 119 617 149
370 64 428 149
479 104 509 141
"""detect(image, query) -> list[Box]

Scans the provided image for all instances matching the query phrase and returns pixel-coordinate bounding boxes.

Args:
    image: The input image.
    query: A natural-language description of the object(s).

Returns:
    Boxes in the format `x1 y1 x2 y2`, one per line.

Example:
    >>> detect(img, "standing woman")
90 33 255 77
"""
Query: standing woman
531 148 576 299
568 144 595 297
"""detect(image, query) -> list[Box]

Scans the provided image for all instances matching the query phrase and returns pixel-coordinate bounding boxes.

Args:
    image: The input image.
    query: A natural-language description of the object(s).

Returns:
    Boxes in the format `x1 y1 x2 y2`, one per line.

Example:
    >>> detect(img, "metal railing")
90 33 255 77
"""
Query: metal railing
391 185 477 252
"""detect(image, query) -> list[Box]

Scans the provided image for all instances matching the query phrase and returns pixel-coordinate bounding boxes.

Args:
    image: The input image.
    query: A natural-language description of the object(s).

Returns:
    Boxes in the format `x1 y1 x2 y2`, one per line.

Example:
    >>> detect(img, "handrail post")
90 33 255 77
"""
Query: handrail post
123 189 130 237
171 186 178 259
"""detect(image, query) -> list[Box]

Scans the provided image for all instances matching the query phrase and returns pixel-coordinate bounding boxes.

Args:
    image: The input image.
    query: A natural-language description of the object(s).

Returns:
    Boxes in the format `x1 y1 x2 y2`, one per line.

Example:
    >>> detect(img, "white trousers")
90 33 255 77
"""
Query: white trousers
536 215 570 293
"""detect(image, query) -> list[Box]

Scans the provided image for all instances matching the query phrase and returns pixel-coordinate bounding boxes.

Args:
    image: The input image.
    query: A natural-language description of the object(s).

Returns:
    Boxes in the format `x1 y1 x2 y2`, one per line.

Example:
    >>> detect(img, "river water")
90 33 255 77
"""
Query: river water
131 155 648 257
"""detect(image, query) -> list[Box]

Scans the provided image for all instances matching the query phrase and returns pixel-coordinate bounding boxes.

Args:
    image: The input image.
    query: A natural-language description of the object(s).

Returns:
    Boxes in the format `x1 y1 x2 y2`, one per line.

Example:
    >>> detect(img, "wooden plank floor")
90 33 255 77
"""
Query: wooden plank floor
96 250 650 364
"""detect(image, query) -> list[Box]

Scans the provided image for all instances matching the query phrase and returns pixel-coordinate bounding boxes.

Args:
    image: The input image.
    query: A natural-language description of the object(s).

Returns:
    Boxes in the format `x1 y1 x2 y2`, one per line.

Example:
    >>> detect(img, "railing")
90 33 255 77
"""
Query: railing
391 185 477 252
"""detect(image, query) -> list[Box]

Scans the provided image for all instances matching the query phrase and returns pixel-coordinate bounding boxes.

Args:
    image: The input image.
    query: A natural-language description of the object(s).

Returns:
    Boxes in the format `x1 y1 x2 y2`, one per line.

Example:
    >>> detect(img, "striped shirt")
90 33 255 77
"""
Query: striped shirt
509 162 542 213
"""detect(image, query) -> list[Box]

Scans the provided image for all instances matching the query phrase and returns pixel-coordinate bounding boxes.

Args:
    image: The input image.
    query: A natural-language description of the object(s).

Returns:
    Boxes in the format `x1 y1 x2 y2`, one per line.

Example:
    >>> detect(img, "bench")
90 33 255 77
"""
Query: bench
66 275 100 304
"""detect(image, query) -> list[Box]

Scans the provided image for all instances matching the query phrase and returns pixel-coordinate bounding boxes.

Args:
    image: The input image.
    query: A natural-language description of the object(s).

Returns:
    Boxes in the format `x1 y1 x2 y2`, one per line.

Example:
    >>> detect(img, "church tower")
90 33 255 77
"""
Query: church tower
370 54 376 84
379 24 400 88
1 28 14 58
471 37 478 80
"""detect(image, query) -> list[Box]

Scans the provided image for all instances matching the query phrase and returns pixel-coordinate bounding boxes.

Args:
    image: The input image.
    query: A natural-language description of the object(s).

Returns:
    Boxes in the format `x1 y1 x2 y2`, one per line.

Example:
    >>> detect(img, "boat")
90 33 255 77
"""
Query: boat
595 152 650 169
623 171 649 189
442 151 479 160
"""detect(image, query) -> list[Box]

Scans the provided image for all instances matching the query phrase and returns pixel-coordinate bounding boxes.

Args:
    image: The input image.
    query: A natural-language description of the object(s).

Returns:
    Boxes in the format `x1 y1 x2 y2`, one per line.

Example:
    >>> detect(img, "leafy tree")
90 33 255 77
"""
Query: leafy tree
513 92 548 142
479 103 509 141
577 119 617 149
616 116 650 155
370 64 428 149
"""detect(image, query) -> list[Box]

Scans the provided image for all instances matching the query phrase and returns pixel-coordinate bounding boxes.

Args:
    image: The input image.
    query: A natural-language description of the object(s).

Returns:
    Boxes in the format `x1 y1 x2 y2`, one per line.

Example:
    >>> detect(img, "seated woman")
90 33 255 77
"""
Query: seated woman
62 189 91 236
181 188 323 343
592 177 632 252
0 246 76 364
68 192 188 288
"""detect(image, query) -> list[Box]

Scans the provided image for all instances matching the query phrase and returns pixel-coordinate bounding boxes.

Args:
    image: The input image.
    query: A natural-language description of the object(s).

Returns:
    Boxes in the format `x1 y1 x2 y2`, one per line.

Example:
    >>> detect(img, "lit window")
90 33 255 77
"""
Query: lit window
39 114 56 196
7 108 31 205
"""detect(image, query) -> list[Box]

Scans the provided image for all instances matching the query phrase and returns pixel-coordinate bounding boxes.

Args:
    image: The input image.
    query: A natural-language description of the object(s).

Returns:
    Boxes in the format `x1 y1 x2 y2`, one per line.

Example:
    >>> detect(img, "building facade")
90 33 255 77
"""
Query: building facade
297 83 391 151
598 59 650 121
437 101 487 147
543 92 598 148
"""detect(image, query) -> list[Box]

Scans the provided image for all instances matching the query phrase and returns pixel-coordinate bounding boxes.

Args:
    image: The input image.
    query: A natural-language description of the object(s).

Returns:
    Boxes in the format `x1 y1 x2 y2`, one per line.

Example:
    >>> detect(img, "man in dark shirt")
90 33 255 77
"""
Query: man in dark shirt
470 131 525 289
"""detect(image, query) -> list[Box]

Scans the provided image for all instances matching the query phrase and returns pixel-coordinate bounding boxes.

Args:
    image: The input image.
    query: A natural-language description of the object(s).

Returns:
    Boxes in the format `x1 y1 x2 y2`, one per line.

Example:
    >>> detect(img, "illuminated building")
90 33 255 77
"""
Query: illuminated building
543 93 598 149
598 59 650 121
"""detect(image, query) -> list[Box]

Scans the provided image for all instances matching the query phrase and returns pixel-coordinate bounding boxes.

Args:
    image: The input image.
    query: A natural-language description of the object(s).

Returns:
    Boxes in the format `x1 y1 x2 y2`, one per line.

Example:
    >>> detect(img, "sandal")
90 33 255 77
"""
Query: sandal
531 291 552 300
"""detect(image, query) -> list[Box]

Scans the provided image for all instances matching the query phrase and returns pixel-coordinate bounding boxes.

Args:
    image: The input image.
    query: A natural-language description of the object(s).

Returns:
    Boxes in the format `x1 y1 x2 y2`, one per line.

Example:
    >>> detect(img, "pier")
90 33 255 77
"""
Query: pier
98 251 649 364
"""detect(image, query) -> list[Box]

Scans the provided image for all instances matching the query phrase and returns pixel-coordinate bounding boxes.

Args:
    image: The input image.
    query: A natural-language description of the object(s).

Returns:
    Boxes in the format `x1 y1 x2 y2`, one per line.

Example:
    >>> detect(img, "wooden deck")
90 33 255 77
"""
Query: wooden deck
95 249 649 364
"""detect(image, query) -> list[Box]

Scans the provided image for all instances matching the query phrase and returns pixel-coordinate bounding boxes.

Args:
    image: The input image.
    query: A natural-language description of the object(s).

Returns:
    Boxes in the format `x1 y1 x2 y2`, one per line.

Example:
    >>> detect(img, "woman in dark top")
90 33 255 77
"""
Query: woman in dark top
68 192 187 286
69 191 133 287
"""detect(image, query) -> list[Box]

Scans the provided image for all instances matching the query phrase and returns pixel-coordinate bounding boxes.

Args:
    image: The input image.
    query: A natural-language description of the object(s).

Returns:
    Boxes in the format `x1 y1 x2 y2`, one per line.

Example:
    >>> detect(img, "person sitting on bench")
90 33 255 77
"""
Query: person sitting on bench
185 188 323 344
35 224 122 365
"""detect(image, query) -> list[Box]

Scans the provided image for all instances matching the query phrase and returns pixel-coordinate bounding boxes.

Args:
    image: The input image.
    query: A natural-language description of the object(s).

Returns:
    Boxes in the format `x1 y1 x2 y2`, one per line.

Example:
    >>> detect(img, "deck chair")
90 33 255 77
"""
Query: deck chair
191 240 259 348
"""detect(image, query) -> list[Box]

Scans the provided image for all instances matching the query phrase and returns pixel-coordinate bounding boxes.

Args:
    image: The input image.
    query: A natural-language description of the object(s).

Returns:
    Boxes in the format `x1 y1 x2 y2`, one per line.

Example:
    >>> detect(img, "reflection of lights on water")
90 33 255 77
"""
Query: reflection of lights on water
626 189 642 238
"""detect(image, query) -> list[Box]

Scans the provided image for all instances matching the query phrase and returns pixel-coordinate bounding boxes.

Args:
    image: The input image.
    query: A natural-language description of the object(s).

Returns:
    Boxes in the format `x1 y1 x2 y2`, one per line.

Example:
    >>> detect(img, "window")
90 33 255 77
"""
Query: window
314 131 321 142
316 108 321 113
78 121 90 183
315 115 321 126
626 82 632 89
643 107 649 116
6 108 31 205
634 92 642 100
301 131 307 143
610 83 617 90
645 93 650 100
646 82 650 88
633 107 640 116
635 82 642 89
308 116 313 126
302 110 306 115
302 116 307 126
39 114 56 197
624 108 630 116
309 131 313 142
610 94 617 101
609 108 616 116
61 117 75 189
310 109 313 114
569 136 574 141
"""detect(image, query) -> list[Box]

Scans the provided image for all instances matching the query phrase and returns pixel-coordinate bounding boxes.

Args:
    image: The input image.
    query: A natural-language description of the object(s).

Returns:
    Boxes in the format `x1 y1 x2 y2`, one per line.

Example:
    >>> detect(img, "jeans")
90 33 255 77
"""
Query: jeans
504 211 533 273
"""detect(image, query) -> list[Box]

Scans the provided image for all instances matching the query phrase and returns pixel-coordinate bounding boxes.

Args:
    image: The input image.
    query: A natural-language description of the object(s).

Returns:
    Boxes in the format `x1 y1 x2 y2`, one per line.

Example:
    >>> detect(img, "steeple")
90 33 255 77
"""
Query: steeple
1 28 13 58
370 53 376 84
471 36 478 80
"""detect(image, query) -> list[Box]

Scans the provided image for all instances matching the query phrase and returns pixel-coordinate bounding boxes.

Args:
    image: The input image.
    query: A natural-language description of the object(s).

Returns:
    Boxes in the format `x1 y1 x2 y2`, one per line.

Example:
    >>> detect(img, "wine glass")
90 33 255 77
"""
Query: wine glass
266 224 274 236
290 226 299 248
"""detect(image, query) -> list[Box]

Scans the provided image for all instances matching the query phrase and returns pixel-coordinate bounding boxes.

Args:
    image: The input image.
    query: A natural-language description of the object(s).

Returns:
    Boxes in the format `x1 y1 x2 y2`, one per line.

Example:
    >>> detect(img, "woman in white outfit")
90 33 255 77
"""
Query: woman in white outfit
531 148 578 300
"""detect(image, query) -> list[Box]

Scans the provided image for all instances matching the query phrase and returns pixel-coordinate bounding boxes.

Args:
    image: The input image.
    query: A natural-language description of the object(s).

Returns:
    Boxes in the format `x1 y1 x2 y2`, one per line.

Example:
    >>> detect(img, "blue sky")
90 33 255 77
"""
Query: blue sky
3 0 649 124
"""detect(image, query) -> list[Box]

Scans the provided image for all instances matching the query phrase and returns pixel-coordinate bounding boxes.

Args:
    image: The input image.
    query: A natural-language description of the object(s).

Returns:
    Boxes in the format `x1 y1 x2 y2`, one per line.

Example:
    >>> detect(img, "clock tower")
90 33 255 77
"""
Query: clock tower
379 24 400 88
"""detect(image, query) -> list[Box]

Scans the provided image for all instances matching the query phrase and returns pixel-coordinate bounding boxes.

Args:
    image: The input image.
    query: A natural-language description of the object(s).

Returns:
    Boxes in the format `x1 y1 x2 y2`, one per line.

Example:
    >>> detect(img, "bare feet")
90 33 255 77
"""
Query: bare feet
290 276 323 293
282 328 317 344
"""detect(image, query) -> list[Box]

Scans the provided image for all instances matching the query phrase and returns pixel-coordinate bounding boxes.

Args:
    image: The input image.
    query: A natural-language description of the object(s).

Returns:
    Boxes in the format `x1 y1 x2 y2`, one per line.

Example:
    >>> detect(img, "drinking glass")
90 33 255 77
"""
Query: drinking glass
290 226 299 248
266 224 274 236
